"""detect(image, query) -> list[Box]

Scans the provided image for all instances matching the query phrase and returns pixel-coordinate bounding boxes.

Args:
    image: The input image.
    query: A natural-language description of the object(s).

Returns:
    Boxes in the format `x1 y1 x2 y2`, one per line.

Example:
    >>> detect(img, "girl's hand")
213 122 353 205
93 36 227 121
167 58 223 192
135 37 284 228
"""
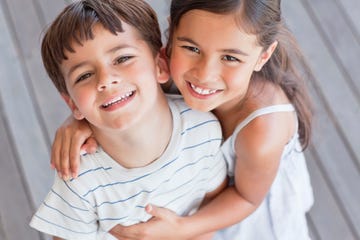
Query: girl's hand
51 115 97 180
109 205 189 240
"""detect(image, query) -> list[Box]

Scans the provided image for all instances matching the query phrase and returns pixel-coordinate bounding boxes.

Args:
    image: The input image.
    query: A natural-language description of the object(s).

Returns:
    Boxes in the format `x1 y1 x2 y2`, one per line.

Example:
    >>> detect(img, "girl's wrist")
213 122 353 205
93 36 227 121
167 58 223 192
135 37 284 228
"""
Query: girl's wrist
179 214 205 239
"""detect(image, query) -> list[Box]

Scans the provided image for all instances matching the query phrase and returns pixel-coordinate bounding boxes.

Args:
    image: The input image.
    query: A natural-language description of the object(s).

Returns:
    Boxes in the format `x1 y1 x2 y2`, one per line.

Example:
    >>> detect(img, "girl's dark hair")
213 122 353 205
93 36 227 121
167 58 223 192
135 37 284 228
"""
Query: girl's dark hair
42 0 162 95
167 0 314 149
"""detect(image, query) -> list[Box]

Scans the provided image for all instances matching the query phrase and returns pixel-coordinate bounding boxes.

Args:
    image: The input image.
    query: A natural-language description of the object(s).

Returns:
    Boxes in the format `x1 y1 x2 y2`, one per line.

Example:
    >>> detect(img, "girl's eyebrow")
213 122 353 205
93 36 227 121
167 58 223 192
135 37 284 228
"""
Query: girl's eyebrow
222 48 249 56
176 36 198 46
176 36 249 56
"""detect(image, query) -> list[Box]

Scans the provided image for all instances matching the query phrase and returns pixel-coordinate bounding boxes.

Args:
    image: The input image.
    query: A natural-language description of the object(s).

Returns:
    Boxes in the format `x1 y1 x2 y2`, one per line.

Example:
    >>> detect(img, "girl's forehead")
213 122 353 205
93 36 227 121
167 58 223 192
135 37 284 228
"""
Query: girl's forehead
175 10 259 49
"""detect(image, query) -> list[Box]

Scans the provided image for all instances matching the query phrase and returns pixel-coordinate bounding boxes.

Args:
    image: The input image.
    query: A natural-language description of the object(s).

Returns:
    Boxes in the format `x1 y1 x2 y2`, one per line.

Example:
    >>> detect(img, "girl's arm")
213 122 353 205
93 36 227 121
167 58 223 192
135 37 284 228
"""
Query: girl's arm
183 111 291 235
109 112 290 239
109 178 228 240
51 115 96 179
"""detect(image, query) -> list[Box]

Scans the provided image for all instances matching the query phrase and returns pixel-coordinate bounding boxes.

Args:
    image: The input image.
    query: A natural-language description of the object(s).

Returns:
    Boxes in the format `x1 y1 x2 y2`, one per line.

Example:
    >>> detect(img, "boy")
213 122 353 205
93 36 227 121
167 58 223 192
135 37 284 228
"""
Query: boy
29 0 226 239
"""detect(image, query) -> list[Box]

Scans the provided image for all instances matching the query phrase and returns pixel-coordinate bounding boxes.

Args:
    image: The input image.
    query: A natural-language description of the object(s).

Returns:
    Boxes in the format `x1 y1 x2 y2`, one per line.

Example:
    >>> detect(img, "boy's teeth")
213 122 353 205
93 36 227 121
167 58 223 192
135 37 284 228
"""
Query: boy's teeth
190 83 216 95
102 91 134 108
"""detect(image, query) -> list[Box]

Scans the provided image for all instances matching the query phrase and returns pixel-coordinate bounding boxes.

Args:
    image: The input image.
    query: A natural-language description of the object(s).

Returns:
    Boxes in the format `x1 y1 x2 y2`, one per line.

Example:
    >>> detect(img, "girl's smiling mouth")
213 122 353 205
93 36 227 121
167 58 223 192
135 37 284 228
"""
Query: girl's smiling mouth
188 82 220 96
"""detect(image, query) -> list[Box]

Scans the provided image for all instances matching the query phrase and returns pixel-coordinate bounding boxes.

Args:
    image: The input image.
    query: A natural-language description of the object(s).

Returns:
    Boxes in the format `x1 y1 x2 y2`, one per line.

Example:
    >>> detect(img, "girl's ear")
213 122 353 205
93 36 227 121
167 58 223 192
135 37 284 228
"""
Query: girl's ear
254 41 278 72
156 53 170 84
61 93 85 120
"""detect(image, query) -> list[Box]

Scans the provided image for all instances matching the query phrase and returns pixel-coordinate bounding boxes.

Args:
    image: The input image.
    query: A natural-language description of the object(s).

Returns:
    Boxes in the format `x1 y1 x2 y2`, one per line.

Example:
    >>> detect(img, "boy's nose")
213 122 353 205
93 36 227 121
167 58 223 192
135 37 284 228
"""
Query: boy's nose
97 69 119 91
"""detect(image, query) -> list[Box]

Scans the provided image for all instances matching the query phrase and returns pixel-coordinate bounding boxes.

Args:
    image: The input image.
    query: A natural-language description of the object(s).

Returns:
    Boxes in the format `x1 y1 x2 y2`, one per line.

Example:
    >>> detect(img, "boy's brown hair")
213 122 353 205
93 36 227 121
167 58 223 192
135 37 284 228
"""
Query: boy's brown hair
42 0 162 94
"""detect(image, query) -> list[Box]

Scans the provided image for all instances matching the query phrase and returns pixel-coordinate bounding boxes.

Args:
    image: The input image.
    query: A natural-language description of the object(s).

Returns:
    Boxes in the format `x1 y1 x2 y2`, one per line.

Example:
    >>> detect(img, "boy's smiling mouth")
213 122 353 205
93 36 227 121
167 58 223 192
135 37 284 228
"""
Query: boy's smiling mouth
101 91 135 109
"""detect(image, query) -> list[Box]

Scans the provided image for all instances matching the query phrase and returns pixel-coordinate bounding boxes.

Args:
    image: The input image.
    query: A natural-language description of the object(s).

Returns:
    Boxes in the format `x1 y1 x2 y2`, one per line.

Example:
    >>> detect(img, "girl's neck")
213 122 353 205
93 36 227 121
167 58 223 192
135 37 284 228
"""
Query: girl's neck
213 79 288 139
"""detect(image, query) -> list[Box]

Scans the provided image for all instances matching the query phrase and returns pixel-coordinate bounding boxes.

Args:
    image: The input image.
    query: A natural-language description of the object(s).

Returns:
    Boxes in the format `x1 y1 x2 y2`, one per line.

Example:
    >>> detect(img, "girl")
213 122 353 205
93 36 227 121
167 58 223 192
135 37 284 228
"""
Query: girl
51 0 314 239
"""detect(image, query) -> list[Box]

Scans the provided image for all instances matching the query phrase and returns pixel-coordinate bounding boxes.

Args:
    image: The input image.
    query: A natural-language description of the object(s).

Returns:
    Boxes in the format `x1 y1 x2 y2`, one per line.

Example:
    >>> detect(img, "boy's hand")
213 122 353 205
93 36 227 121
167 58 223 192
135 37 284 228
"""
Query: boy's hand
51 115 96 180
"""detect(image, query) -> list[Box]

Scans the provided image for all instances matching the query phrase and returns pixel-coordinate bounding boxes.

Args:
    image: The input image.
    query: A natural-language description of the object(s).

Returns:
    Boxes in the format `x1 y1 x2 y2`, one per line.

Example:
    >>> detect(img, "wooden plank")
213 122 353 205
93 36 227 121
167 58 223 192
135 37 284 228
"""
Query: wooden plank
306 212 320 240
298 0 360 167
0 105 41 239
308 66 360 239
338 0 360 37
305 150 356 240
146 0 170 40
4 0 70 142
35 0 68 25
283 1 360 238
302 0 360 95
0 0 53 209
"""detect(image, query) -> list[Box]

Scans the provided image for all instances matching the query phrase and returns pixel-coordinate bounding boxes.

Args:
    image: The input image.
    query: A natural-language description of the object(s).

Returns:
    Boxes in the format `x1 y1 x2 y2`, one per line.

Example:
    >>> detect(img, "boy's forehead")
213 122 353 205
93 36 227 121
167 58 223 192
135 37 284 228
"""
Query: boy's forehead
64 22 142 55
60 23 152 77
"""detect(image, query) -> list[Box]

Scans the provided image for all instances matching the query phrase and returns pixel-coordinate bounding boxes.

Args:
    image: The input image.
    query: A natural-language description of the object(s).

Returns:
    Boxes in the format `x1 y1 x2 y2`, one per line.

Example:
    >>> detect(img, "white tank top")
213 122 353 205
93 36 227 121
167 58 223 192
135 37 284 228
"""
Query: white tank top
220 104 296 177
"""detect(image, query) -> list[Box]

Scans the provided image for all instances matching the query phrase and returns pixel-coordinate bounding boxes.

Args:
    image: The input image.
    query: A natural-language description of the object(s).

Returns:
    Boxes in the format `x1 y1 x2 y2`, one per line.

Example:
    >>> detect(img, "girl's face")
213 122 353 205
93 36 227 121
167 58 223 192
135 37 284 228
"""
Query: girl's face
169 10 271 113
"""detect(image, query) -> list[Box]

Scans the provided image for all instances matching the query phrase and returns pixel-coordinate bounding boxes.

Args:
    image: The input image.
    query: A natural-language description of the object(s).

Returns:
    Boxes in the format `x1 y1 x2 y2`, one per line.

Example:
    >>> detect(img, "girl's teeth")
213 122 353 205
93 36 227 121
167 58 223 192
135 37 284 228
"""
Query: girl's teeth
190 83 216 95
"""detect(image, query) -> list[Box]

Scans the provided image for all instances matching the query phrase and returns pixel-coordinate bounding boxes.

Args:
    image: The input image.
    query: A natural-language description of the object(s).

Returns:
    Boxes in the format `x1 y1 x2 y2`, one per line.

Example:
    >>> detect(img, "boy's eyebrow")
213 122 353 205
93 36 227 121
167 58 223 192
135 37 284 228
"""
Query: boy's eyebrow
67 62 90 79
67 44 134 78
176 36 249 56
106 44 134 54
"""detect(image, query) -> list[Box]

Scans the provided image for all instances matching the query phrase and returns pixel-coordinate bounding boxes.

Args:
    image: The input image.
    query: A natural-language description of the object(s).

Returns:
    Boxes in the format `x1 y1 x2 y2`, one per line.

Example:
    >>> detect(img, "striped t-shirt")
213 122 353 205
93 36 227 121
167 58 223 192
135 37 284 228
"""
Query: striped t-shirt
30 95 227 240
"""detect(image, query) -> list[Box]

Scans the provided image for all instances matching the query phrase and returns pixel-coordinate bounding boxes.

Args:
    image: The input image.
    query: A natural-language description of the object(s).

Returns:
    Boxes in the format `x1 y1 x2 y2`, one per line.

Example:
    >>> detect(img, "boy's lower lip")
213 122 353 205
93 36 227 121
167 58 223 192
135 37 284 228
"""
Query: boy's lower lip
100 91 135 112
186 81 220 99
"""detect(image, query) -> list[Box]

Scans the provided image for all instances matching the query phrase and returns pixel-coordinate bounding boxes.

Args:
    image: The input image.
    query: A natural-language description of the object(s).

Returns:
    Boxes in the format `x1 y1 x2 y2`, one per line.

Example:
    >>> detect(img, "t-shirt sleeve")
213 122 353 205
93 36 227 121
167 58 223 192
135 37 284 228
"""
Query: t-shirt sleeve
29 175 99 240
203 118 227 193
205 149 227 193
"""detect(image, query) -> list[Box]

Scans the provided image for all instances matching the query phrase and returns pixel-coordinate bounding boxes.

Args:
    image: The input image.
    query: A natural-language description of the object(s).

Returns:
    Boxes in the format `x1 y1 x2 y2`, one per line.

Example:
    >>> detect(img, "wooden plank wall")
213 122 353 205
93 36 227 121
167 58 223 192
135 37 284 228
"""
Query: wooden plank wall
0 0 69 239
0 0 358 239
283 1 360 239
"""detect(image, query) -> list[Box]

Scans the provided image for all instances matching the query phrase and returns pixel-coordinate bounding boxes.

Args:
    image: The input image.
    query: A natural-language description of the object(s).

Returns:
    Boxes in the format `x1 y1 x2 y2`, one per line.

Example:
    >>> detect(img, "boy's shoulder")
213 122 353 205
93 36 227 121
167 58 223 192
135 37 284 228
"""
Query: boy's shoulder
166 94 222 140
166 94 218 121
68 148 113 185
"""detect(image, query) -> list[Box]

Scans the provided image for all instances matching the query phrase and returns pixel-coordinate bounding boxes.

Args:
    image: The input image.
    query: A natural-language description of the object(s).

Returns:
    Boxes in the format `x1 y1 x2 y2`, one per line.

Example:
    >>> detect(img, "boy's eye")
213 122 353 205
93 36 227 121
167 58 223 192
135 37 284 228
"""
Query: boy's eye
76 72 92 83
222 55 240 62
182 46 200 54
115 56 133 64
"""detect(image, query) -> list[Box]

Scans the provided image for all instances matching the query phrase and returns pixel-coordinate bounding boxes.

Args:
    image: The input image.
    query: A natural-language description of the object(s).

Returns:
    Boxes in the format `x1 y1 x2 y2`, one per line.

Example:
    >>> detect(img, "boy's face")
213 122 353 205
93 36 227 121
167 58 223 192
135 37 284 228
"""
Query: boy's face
60 23 168 131
169 10 275 112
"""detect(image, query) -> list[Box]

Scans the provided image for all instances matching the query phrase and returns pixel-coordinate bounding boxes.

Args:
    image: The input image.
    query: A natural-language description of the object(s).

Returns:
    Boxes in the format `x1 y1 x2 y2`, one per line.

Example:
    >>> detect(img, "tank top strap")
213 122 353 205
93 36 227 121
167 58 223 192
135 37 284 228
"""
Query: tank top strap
221 104 297 177
232 104 295 137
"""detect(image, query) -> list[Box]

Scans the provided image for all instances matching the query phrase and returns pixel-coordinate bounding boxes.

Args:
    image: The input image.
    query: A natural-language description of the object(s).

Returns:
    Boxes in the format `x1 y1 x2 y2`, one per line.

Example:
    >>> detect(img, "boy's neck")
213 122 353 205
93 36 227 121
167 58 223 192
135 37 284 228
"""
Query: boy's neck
91 95 173 169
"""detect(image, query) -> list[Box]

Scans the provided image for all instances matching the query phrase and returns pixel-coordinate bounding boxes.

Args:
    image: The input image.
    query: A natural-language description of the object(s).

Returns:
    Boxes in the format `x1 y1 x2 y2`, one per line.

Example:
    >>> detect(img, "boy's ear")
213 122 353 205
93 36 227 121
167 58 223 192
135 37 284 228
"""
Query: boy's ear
61 93 85 120
254 41 278 72
156 53 170 84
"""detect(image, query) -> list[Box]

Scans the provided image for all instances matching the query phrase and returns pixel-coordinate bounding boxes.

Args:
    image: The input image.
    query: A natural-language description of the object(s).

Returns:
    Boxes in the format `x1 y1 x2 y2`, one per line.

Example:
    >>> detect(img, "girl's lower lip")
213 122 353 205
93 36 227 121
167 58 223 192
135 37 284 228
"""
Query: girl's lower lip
101 92 135 112
186 82 219 99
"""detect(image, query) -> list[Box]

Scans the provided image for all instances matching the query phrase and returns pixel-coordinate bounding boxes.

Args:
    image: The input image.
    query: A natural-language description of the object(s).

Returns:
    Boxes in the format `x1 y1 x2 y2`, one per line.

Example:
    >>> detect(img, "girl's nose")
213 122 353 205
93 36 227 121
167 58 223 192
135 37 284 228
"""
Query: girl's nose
194 58 220 83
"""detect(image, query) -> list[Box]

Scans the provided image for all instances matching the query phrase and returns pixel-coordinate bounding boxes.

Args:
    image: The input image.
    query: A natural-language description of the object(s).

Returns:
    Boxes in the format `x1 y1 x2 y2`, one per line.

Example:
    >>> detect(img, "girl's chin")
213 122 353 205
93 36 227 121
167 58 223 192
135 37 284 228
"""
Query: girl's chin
184 99 215 112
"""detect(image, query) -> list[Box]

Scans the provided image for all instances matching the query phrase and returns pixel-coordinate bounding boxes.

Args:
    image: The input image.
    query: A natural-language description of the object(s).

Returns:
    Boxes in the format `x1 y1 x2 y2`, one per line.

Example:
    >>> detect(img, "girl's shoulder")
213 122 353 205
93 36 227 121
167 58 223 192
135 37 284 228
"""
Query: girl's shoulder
233 101 296 161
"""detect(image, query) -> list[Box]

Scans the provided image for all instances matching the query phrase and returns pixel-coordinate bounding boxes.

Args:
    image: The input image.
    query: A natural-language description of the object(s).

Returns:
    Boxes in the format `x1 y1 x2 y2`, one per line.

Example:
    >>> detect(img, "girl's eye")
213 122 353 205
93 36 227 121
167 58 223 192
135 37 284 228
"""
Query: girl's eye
222 55 240 62
181 46 200 54
115 56 133 64
76 72 92 83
